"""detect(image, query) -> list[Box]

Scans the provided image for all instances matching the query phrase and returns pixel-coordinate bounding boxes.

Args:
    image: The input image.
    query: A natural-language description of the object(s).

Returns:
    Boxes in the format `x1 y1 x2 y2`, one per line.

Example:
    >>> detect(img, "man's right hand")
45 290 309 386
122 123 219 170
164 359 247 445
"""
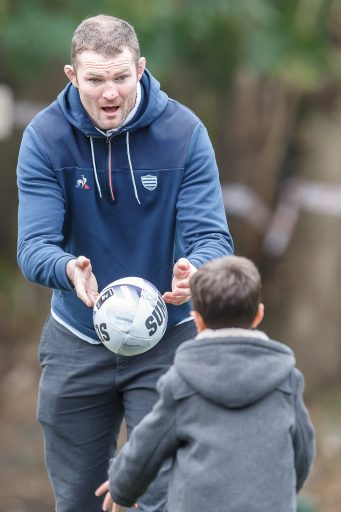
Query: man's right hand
66 256 99 307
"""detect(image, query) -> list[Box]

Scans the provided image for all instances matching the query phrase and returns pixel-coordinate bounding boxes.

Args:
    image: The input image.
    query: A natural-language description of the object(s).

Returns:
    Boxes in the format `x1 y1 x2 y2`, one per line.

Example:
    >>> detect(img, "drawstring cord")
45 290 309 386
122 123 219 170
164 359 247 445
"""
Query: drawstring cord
126 131 141 205
90 137 103 198
89 132 141 205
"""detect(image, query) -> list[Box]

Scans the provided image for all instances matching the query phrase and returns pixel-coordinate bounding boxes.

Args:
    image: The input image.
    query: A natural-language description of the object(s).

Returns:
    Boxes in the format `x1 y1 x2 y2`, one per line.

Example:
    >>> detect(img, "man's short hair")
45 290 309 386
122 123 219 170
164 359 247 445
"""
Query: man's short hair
71 15 140 69
190 256 262 329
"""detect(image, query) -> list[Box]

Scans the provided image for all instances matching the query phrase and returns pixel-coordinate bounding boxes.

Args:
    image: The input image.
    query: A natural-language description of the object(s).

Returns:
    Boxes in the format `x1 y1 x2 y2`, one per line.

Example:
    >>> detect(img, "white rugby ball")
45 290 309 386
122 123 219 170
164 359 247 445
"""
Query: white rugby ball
93 277 168 356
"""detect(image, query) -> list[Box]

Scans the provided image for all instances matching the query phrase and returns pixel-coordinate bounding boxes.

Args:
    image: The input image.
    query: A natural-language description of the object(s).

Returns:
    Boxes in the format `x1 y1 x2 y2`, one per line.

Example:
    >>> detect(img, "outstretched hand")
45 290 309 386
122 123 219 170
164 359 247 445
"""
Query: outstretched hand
162 258 197 305
66 256 99 307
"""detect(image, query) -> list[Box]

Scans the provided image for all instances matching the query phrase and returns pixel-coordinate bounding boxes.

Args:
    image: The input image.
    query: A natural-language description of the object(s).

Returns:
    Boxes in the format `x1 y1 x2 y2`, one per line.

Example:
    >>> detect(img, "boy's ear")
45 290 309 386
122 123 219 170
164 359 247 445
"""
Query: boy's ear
190 310 206 333
251 303 264 329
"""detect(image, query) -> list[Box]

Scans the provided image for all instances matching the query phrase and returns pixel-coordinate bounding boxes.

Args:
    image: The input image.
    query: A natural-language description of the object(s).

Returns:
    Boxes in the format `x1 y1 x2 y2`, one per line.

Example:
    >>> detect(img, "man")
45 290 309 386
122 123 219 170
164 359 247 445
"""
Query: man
17 14 233 512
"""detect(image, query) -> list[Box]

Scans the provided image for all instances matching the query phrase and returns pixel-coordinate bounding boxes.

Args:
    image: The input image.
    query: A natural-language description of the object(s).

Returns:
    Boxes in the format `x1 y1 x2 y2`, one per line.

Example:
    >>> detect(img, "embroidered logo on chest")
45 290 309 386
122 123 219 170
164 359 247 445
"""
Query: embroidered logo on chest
75 175 90 190
141 174 158 191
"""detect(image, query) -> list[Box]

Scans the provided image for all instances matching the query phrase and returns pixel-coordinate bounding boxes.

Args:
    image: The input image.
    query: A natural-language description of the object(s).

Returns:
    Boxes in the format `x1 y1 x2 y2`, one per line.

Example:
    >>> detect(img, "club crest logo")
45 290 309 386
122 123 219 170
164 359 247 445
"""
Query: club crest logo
141 174 158 191
75 175 90 190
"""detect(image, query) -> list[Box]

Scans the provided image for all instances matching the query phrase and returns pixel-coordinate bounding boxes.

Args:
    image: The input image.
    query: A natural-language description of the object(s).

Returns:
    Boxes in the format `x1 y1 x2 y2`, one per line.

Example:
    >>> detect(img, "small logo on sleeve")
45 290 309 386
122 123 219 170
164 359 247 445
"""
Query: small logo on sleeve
75 175 90 190
141 174 158 191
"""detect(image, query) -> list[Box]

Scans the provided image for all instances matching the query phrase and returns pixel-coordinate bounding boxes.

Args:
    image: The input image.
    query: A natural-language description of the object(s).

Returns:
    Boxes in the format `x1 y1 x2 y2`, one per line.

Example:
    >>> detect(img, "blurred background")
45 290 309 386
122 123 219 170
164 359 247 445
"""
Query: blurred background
1 0 341 510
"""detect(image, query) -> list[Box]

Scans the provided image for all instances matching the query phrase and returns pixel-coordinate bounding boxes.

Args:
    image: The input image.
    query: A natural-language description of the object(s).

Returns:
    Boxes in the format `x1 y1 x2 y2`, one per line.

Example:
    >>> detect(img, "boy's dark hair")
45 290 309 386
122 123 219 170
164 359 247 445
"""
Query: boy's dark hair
71 15 140 69
190 256 262 329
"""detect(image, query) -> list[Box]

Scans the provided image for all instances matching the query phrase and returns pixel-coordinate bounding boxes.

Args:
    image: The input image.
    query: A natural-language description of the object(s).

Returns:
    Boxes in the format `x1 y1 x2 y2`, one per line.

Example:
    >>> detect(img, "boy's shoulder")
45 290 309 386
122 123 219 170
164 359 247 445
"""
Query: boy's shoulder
277 367 302 394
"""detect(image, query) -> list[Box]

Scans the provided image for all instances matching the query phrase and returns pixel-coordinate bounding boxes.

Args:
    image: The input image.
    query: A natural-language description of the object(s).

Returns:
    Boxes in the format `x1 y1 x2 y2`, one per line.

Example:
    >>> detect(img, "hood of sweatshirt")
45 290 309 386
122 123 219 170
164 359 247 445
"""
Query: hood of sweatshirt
57 69 168 137
174 329 296 408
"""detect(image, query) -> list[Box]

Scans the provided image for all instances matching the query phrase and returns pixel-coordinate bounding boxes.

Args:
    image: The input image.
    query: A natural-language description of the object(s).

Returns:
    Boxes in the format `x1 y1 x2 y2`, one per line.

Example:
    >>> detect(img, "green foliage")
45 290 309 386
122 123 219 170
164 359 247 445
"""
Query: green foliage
0 0 338 93
241 0 332 90
158 0 334 92
1 4 75 77
142 0 335 94
167 12 241 89
0 0 156 79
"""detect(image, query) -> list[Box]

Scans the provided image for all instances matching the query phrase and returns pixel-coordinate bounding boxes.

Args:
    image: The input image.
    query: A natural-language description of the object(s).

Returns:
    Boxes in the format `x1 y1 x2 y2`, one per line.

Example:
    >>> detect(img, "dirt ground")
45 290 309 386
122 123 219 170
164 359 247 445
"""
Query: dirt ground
1 337 340 512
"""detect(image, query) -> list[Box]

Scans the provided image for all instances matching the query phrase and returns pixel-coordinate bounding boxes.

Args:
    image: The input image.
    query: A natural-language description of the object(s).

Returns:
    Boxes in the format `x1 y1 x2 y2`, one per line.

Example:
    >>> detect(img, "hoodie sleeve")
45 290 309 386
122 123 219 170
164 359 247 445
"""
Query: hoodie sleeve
292 369 316 492
175 122 233 269
17 124 75 290
108 370 179 508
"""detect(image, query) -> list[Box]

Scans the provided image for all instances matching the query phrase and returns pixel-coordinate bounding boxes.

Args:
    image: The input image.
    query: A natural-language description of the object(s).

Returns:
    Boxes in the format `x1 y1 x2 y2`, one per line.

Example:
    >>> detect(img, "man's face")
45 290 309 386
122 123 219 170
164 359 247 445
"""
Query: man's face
65 48 146 130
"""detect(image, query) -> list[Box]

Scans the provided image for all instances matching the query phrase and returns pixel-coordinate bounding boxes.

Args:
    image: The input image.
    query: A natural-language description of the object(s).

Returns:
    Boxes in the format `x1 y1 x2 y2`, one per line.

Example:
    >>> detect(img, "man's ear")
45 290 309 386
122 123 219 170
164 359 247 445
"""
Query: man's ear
137 57 146 81
190 310 206 333
251 303 264 329
64 65 78 87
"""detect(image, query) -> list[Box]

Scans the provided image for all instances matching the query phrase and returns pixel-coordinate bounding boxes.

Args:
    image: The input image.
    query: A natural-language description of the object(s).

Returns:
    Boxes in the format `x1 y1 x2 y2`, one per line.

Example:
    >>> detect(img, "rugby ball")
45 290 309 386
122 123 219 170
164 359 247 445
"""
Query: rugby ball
93 277 168 356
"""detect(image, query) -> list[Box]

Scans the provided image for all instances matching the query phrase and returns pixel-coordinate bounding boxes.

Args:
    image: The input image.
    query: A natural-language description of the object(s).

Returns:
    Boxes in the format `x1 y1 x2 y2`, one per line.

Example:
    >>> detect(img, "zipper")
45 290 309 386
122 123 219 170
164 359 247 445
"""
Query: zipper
90 129 126 203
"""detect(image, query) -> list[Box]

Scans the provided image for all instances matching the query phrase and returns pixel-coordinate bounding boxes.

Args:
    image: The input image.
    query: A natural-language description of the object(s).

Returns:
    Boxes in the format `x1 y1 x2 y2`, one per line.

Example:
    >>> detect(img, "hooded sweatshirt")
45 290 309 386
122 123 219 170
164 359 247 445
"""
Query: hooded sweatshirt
17 70 233 342
108 329 315 512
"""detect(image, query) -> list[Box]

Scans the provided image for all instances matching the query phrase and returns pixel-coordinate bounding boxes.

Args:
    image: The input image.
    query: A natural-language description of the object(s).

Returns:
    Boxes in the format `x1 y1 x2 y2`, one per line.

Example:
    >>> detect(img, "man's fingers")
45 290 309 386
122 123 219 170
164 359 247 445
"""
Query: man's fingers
75 256 91 272
74 285 93 307
86 289 99 307
162 292 172 302
87 288 99 299
175 278 190 288
81 258 91 270
71 256 98 308
163 286 190 297
177 257 190 269
163 292 190 305
164 258 196 305
76 289 91 307
169 285 190 296
173 258 190 278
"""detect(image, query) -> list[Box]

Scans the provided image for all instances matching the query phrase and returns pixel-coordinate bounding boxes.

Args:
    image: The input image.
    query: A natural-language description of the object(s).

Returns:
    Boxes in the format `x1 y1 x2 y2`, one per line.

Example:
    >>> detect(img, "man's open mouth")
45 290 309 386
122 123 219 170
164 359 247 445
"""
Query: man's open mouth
102 106 120 114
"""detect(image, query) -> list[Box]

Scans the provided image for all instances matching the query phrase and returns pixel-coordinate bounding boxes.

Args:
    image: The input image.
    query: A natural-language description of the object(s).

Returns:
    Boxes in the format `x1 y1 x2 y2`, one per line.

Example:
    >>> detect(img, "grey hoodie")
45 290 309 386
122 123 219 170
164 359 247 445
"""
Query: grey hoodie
108 329 315 512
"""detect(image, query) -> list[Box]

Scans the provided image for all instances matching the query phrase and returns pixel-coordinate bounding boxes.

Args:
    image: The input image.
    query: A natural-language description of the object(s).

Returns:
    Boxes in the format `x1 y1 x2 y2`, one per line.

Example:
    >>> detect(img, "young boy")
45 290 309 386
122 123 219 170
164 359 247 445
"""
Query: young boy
96 256 315 512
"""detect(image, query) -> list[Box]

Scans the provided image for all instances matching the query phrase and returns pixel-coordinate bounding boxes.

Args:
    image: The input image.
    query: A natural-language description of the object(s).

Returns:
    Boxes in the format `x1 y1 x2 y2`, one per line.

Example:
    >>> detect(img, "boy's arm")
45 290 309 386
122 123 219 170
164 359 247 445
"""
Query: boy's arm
109 370 179 508
292 369 316 492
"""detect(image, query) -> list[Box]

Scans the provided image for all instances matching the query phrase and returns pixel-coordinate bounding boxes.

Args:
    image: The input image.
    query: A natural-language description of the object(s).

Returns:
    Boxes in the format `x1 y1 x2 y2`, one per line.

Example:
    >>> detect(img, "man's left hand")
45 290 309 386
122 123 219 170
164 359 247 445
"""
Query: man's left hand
163 258 197 305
